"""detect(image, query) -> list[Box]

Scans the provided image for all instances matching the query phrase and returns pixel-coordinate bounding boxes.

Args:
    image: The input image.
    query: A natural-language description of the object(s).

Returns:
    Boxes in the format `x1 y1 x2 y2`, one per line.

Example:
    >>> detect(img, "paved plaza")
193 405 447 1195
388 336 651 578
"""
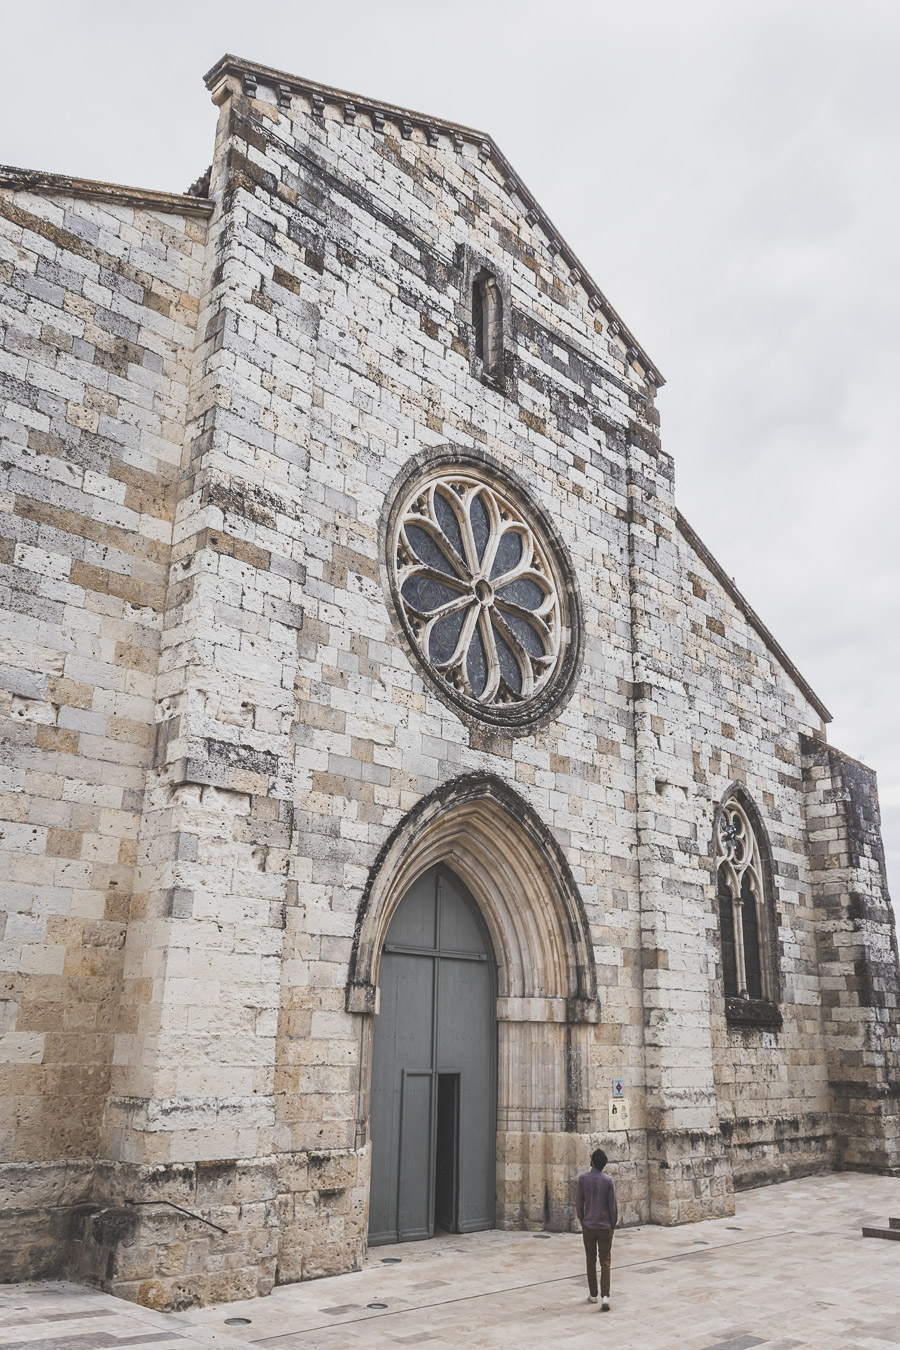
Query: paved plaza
2 1173 899 1350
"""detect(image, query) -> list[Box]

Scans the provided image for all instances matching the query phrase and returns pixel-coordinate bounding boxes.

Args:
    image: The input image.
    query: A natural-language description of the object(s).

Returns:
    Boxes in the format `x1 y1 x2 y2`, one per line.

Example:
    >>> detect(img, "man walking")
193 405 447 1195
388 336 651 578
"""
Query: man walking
575 1148 617 1311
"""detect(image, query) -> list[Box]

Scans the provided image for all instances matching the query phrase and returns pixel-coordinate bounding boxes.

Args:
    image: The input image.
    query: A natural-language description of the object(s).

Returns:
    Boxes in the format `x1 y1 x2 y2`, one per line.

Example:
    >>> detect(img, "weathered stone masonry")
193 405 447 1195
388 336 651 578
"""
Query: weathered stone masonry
0 53 897 1309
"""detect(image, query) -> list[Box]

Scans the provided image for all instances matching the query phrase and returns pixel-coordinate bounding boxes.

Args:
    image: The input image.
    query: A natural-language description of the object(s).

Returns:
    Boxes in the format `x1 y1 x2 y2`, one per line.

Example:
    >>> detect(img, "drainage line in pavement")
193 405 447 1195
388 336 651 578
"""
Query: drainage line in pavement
251 1229 798 1342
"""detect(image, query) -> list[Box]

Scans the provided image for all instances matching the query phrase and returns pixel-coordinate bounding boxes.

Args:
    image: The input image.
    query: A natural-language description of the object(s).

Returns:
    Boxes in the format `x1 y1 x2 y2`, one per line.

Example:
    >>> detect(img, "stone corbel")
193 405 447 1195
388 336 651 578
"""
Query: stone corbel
566 996 602 1025
209 79 233 109
346 981 379 1015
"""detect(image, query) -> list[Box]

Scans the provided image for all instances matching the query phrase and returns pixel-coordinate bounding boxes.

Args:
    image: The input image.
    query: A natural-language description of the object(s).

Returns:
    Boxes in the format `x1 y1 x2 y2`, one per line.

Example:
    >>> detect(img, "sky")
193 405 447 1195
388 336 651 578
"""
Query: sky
4 0 898 906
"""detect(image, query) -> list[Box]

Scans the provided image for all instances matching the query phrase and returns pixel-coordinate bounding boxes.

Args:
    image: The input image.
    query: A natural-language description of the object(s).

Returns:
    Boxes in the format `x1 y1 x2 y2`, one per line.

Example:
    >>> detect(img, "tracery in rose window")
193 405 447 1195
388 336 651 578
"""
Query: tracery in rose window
393 475 563 708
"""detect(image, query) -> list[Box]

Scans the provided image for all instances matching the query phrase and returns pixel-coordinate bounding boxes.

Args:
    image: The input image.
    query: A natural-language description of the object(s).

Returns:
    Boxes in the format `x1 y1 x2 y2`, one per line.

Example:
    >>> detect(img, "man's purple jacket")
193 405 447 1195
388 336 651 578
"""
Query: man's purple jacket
575 1168 618 1229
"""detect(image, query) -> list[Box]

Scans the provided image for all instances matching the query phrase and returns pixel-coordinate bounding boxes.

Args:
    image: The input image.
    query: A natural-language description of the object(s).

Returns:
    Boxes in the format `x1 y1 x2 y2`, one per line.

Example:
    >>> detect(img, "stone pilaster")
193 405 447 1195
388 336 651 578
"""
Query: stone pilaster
626 433 735 1222
802 735 900 1172
87 78 312 1305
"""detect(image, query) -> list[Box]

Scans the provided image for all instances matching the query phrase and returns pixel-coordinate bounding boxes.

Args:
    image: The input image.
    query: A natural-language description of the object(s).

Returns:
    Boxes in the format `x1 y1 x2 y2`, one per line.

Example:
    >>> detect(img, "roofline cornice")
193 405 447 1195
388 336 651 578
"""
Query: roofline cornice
675 510 832 725
203 53 664 388
0 164 215 219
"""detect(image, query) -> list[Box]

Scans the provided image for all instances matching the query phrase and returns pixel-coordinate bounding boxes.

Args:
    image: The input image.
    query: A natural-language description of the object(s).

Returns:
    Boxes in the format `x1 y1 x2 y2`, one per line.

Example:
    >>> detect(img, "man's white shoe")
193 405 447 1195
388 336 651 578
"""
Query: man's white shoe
600 1296 611 1312
587 1295 598 1303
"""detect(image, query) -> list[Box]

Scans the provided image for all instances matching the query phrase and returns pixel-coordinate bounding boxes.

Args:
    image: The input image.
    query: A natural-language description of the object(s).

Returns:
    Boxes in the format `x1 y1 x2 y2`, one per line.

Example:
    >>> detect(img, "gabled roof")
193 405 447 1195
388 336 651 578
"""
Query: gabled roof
203 57 835 726
1 61 829 726
676 511 832 724
202 53 664 388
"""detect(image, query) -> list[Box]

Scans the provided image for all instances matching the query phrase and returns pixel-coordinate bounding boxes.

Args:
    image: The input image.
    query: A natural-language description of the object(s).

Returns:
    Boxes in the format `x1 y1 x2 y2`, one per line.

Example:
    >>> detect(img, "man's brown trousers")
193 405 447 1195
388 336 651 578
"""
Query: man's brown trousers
582 1226 613 1298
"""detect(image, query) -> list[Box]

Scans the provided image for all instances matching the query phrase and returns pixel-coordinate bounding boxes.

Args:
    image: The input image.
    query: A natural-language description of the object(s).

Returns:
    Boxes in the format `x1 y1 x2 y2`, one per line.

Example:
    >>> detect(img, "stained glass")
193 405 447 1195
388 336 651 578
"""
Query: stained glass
718 871 738 999
469 494 490 563
498 611 544 658
429 608 467 664
467 623 488 697
490 530 522 578
496 577 544 610
402 575 461 613
405 525 454 576
740 873 763 999
493 627 522 694
434 492 465 562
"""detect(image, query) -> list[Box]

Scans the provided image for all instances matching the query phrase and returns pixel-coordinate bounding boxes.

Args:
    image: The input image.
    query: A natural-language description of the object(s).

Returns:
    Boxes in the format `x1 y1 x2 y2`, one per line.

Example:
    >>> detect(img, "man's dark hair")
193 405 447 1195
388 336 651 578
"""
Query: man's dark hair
591 1148 608 1171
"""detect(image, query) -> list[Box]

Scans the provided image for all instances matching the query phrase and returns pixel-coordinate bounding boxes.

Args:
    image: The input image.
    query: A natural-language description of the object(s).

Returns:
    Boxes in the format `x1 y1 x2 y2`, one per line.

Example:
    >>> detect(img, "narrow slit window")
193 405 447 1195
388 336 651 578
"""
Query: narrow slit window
472 271 503 378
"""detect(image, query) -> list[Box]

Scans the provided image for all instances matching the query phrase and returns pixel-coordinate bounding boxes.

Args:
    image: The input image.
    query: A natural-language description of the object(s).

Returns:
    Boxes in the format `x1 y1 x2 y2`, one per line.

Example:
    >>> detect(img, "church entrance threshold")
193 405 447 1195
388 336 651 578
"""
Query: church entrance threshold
368 865 496 1245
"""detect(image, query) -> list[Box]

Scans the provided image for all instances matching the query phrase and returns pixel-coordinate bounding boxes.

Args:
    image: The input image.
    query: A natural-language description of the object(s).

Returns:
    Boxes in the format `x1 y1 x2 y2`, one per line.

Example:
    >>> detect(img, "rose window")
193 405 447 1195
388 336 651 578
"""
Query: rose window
392 472 565 710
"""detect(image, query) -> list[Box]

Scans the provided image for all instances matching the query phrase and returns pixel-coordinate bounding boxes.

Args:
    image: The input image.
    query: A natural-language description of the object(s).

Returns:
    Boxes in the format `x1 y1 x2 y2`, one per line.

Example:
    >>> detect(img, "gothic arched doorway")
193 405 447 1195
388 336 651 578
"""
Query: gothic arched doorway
368 864 497 1245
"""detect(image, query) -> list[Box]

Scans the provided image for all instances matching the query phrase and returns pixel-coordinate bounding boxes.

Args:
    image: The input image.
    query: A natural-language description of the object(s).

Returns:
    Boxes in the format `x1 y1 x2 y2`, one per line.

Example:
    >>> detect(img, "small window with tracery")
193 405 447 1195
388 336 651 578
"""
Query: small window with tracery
715 795 779 1023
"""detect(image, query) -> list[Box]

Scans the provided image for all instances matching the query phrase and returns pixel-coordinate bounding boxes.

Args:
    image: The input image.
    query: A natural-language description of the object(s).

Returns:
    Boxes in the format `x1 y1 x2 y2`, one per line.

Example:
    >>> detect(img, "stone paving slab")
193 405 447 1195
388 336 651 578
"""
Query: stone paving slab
185 1174 900 1349
0 1282 252 1350
4 1175 900 1350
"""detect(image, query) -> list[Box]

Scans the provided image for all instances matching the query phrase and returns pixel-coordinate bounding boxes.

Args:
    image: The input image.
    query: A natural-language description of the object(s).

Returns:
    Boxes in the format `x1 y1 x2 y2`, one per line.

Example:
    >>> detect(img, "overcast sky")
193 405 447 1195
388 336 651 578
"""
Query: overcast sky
5 1 898 906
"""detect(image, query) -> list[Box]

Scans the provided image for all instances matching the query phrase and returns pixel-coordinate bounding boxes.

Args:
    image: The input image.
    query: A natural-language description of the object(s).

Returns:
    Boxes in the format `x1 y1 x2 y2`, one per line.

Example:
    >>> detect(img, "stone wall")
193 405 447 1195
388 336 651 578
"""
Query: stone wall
0 179 210 1277
673 527 835 1187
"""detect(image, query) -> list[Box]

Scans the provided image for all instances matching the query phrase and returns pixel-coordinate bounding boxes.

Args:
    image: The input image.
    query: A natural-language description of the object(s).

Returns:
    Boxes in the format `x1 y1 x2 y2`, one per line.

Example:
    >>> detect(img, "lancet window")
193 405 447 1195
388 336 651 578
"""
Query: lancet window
715 794 779 1020
472 269 503 378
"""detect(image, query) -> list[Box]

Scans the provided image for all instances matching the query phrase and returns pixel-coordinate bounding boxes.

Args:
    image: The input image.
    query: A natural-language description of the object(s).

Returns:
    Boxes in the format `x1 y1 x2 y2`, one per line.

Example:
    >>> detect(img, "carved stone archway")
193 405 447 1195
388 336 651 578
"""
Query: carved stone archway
347 773 598 1017
348 773 600 1231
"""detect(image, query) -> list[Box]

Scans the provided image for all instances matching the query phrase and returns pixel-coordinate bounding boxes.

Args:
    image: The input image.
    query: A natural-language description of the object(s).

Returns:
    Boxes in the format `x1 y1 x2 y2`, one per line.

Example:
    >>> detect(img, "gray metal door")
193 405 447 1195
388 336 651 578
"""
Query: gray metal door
368 865 496 1245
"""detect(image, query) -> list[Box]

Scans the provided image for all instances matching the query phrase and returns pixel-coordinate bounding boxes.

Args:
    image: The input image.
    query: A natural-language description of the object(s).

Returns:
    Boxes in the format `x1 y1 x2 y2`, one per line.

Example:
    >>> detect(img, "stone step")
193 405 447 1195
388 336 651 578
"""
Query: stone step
862 1222 900 1241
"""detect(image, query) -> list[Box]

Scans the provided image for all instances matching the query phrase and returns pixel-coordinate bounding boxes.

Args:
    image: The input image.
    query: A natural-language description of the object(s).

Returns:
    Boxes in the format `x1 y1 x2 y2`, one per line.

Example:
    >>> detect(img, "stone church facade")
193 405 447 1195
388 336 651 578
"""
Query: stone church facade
0 54 897 1310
